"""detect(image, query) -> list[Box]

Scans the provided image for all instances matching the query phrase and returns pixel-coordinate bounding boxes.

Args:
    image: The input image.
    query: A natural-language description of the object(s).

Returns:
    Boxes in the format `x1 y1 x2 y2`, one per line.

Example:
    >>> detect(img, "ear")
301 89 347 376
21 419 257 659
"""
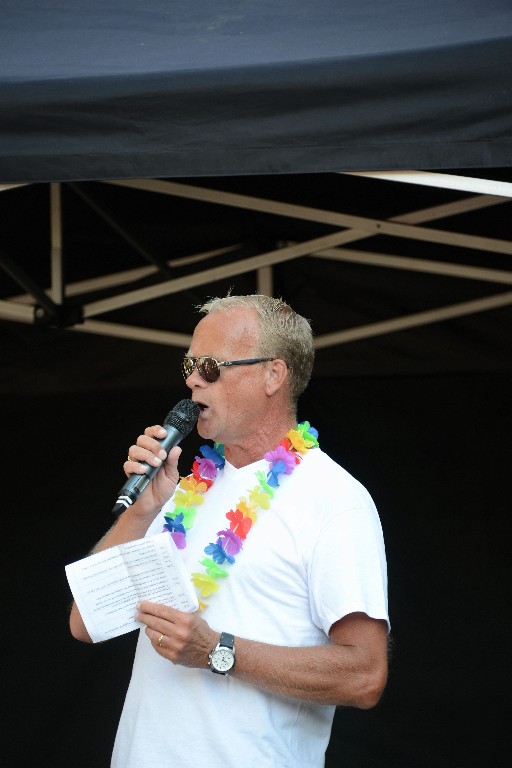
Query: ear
264 358 289 396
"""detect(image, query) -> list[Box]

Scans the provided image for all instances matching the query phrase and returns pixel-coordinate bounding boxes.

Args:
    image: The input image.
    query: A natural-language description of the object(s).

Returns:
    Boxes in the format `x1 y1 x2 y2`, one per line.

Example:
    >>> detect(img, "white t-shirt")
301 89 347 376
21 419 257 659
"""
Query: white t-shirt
112 448 388 768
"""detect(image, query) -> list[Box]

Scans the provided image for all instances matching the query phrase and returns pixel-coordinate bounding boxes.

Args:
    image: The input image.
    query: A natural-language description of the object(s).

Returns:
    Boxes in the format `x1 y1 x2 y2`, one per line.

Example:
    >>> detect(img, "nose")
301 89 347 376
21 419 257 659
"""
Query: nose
184 365 207 389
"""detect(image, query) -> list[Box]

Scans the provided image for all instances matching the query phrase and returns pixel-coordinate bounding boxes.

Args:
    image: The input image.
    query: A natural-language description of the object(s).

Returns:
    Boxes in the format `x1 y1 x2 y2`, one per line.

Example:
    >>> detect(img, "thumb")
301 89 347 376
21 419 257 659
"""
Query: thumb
163 445 183 483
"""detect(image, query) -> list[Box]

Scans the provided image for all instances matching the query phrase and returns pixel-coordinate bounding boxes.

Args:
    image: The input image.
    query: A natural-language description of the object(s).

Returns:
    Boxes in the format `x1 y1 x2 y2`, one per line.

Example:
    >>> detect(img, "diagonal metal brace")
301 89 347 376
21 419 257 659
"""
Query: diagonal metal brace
0 248 82 327
68 182 175 278
0 248 58 317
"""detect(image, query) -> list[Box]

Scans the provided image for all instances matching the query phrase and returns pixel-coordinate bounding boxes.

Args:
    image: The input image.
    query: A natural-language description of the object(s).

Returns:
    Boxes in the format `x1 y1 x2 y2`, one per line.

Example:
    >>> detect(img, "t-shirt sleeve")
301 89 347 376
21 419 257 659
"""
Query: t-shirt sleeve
307 502 389 636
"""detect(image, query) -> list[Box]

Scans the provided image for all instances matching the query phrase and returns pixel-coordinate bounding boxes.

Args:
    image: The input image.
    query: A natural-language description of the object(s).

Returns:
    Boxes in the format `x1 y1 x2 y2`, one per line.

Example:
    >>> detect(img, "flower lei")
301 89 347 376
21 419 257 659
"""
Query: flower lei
162 421 319 610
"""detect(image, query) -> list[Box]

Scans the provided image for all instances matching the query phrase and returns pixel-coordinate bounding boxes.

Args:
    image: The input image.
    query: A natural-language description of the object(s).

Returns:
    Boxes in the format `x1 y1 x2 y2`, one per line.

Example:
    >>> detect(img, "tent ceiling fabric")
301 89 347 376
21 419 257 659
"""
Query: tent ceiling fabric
1 0 512 182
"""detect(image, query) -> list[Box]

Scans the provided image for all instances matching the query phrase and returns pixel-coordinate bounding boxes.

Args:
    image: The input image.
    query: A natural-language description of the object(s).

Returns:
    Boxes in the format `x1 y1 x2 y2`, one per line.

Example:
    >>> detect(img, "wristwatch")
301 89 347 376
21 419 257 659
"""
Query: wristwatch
208 632 236 675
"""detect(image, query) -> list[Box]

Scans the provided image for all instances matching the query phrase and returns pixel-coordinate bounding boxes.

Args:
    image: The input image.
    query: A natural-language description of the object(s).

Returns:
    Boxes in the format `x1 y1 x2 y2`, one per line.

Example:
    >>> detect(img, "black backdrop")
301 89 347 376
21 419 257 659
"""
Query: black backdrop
2 306 510 767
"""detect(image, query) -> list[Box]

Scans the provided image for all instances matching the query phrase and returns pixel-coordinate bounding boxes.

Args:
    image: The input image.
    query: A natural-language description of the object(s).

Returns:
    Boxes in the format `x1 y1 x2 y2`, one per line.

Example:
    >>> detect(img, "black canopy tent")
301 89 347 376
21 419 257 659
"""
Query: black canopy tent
1 0 512 349
1 0 512 180
1 2 511 767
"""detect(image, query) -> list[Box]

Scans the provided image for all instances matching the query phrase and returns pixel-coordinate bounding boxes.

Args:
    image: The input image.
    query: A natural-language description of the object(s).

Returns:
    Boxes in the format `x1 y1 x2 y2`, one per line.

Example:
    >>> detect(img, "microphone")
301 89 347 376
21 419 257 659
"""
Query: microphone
111 399 200 517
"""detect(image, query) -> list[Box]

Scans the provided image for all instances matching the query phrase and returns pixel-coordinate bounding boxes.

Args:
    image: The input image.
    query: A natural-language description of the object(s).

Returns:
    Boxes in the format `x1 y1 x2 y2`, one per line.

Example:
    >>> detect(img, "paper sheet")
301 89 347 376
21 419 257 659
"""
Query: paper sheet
66 532 198 642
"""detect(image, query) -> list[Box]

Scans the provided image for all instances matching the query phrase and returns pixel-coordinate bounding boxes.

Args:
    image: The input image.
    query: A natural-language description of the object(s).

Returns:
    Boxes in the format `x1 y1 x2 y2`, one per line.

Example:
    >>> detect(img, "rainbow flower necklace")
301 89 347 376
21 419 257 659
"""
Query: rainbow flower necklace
162 421 319 610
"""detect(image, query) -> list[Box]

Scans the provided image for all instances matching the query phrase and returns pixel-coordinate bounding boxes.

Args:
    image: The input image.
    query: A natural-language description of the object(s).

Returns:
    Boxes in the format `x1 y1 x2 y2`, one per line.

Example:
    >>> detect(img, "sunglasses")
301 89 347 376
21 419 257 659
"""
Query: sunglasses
182 355 275 383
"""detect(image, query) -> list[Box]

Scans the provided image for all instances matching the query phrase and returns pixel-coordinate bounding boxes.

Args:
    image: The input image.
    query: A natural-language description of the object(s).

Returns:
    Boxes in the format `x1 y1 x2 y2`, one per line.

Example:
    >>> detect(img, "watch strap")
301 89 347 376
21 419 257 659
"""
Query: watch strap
218 631 234 650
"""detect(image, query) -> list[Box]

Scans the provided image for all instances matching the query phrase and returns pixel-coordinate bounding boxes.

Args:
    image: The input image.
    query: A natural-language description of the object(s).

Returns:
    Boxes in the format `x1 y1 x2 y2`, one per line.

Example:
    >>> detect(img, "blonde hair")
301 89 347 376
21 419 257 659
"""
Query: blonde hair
199 294 314 405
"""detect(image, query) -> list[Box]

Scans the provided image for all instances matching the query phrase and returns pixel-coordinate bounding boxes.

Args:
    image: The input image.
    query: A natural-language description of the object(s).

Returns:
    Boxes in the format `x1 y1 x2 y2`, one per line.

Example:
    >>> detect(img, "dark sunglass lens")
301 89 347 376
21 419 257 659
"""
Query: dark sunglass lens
182 358 194 378
198 357 220 382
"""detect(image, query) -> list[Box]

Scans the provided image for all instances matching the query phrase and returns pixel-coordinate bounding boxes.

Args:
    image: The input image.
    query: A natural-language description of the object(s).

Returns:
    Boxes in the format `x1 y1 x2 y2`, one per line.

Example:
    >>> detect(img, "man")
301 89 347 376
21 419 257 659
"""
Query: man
70 294 389 767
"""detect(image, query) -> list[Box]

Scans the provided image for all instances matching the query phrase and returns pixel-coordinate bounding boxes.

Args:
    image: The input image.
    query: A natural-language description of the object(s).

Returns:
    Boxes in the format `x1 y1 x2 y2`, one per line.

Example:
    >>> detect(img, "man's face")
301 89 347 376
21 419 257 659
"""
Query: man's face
184 307 270 447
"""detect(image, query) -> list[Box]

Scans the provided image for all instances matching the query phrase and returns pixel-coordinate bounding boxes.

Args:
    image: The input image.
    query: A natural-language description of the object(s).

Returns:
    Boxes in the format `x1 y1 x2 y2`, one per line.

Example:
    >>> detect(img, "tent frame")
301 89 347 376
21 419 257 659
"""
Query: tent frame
1 171 511 349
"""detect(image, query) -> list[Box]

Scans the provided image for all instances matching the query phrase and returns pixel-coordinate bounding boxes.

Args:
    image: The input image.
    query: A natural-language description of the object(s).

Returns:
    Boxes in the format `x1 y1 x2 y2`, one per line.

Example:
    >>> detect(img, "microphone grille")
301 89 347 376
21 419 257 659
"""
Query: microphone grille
164 399 200 437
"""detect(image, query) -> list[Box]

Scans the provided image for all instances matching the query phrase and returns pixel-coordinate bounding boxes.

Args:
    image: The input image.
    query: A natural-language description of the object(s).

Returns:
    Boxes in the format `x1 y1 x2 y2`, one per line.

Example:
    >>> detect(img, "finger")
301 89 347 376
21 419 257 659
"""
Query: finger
137 604 199 651
137 611 178 652
138 427 169 463
147 627 182 663
126 447 165 468
126 428 169 469
126 445 151 464
145 622 188 660
143 424 167 441
123 451 158 478
123 448 144 476
137 601 181 623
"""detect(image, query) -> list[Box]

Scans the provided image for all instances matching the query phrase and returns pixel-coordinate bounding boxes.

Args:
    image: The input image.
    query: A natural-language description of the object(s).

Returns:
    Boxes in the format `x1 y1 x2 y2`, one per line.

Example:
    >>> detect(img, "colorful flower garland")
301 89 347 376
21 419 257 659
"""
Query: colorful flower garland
162 422 319 610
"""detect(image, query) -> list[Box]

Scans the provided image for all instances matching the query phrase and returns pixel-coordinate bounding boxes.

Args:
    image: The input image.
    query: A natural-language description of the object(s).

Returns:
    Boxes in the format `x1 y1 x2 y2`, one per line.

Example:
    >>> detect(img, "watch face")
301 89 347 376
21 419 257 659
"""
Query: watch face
211 648 235 672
